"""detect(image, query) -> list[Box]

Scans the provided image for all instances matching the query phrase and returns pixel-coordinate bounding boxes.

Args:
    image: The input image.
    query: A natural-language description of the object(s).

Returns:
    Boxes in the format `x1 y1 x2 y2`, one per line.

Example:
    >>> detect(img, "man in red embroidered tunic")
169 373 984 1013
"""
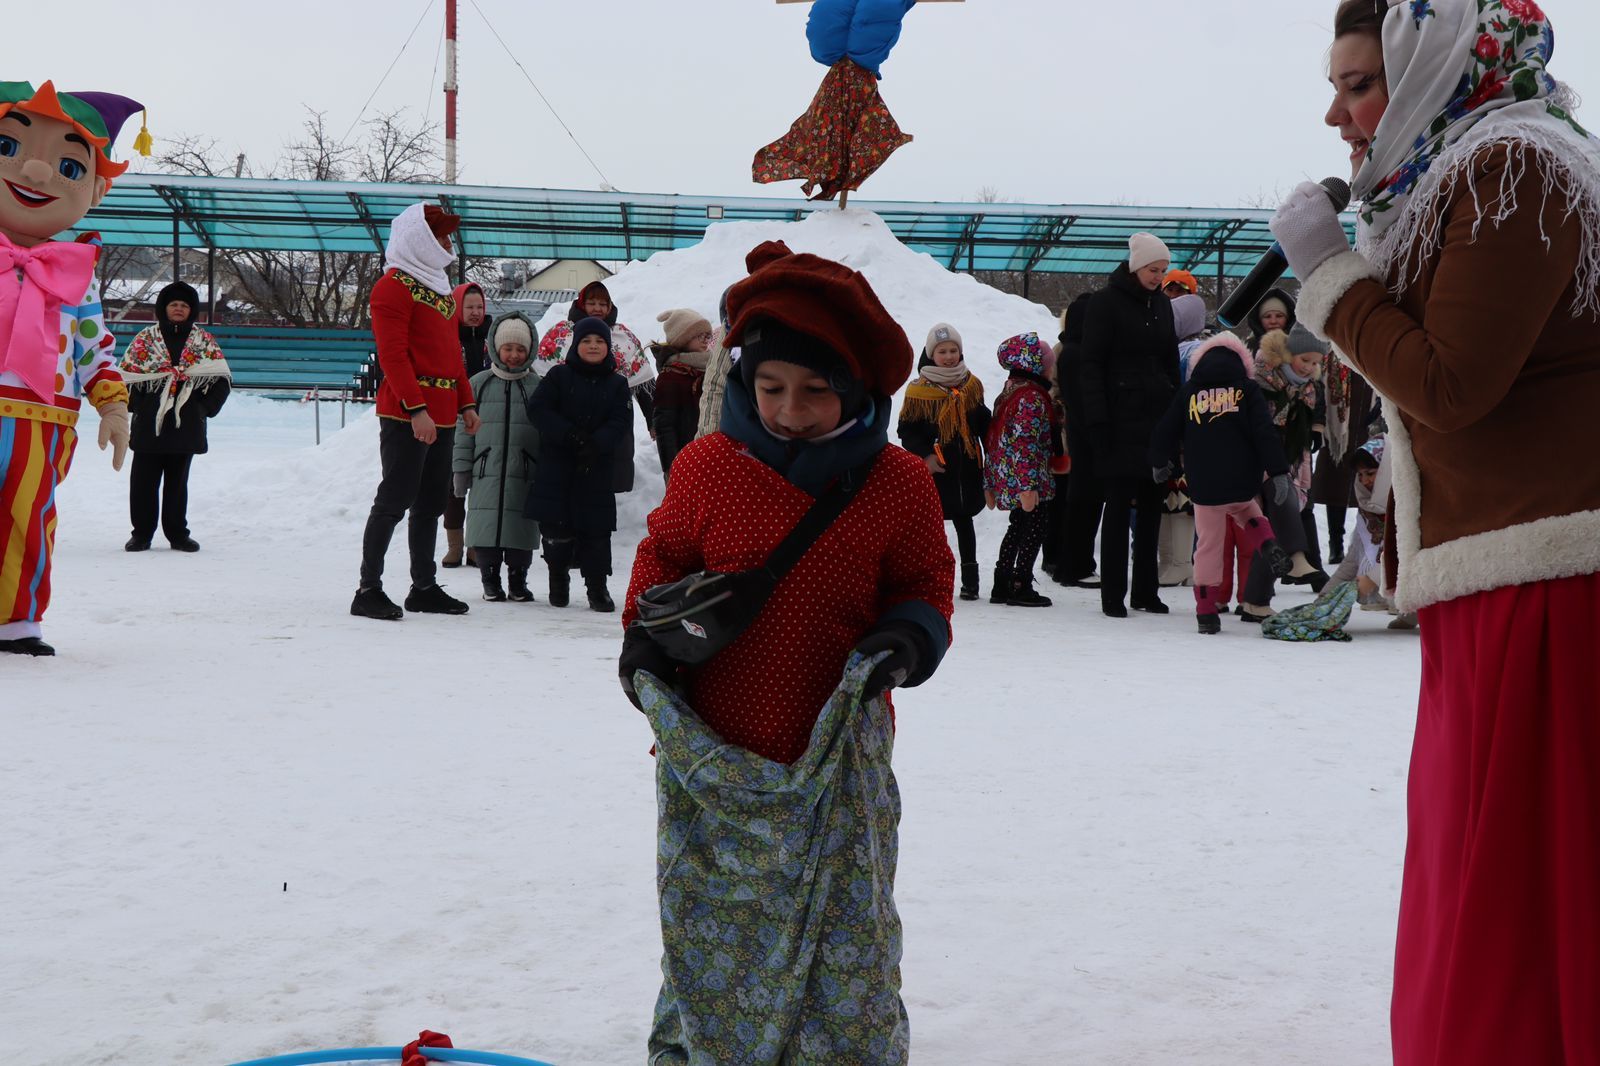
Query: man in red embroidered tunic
351 203 480 621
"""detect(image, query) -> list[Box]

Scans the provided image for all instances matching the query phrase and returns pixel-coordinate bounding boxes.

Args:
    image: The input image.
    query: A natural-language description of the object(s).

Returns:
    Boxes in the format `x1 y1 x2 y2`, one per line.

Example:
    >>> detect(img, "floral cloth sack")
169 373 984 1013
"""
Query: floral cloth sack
638 653 909 1066
1262 580 1361 643
1356 0 1600 314
119 323 230 435
752 59 912 202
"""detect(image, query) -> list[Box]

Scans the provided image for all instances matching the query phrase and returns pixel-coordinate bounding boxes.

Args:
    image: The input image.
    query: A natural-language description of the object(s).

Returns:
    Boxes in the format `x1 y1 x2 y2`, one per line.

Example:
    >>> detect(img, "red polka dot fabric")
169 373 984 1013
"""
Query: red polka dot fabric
624 433 955 763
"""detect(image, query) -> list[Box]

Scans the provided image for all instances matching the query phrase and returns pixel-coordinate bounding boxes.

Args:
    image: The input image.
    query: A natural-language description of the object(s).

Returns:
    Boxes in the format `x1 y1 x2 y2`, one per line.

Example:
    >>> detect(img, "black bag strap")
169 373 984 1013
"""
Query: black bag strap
758 450 881 582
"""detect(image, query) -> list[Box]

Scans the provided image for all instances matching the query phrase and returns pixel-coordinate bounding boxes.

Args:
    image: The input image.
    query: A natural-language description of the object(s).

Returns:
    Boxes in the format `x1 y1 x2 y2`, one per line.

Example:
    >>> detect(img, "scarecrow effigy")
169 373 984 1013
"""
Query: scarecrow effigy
754 0 960 203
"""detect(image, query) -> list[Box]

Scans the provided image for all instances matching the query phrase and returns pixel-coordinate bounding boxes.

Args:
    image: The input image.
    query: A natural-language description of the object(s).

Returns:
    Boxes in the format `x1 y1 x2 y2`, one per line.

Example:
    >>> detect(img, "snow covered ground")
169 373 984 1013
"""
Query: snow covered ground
5 214 1422 1064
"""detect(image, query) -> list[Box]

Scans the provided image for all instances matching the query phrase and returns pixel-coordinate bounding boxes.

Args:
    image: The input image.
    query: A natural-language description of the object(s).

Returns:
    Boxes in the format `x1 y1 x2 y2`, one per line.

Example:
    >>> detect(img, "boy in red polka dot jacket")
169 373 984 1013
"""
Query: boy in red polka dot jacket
619 241 955 765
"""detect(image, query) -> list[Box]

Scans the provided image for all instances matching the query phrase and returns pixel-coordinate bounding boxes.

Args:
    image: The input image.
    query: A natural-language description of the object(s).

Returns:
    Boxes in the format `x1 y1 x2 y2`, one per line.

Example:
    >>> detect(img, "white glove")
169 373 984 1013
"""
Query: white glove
1270 181 1352 282
97 401 129 471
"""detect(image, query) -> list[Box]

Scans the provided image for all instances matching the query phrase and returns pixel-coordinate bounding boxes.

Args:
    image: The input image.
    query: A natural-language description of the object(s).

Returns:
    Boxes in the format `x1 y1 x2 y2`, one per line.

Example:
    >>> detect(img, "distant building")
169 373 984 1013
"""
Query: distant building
489 259 614 322
525 260 612 292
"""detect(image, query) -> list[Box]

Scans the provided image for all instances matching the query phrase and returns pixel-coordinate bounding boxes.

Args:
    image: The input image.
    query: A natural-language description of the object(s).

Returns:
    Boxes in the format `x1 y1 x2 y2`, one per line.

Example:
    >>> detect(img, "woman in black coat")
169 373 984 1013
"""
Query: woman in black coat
1053 293 1102 587
117 282 231 553
526 317 632 612
1078 237 1181 617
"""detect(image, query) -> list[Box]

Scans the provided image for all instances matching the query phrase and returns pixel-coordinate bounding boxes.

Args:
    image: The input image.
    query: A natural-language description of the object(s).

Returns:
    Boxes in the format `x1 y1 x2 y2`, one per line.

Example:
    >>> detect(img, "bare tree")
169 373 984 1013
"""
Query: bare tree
110 108 461 328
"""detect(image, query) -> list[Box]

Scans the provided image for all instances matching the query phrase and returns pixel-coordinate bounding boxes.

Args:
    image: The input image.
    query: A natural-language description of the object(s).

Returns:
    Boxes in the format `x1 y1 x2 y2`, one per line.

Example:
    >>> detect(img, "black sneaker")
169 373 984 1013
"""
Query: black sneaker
507 568 535 602
0 636 55 656
481 570 507 602
125 536 151 552
1131 596 1170 615
169 536 201 553
1103 602 1129 618
405 583 470 615
1006 583 1053 608
1197 614 1222 635
351 586 404 621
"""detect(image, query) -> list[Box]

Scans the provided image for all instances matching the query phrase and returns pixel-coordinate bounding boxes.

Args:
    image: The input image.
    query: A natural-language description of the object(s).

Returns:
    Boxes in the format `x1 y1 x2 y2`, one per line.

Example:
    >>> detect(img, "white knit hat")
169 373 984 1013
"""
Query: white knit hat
1128 232 1172 272
657 308 713 349
925 322 963 355
493 316 534 353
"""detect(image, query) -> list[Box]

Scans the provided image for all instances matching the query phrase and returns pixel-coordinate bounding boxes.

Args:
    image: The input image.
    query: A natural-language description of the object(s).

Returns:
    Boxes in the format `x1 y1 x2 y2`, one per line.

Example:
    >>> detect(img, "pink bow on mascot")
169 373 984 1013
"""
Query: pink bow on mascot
0 80 144 657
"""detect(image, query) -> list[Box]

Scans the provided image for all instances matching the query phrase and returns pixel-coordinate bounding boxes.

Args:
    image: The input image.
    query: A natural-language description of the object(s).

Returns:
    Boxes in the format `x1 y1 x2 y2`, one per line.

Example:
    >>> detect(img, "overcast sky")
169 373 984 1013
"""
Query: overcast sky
22 0 1600 209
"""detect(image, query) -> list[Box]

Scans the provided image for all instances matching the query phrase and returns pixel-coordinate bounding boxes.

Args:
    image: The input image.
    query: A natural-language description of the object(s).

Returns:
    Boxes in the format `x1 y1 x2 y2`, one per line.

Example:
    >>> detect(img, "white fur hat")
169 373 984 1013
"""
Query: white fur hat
1128 232 1172 272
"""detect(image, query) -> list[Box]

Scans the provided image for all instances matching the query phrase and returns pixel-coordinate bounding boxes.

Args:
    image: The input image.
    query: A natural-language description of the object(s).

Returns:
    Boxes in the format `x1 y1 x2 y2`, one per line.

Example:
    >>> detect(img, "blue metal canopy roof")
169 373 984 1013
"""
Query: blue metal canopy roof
82 174 1355 279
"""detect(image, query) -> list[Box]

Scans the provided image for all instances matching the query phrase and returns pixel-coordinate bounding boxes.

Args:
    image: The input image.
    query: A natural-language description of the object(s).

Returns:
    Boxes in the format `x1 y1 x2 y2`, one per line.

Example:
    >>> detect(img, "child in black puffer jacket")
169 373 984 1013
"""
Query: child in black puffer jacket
525 317 632 612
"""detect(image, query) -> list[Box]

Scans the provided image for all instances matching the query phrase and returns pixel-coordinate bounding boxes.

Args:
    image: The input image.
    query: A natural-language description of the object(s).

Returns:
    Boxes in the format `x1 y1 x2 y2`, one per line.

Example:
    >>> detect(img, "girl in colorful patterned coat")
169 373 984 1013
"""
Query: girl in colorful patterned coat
982 331 1061 607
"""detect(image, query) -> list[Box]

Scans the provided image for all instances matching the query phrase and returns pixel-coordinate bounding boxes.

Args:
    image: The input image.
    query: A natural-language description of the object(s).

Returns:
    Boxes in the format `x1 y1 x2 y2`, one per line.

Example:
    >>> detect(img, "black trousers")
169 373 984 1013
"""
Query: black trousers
541 523 612 581
1063 469 1105 582
476 547 534 574
996 507 1050 583
1300 504 1323 569
1041 473 1071 571
1242 485 1313 607
1099 475 1164 607
950 513 978 570
359 420 455 590
129 451 194 542
1326 503 1348 555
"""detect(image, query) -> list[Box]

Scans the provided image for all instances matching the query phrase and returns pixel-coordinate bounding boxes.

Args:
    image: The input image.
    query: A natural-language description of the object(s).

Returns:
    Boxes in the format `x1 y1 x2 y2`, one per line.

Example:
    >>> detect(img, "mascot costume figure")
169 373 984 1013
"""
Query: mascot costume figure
0 81 145 656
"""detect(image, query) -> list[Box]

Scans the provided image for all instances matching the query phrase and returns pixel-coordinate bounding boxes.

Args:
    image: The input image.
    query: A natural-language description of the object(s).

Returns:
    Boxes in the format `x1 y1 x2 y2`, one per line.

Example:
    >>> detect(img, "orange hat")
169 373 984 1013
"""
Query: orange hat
1163 269 1199 295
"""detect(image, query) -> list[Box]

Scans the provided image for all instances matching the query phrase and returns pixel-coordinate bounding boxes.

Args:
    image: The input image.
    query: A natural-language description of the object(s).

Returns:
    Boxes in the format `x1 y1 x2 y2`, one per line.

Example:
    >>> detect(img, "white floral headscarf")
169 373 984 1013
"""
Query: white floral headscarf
1354 0 1600 313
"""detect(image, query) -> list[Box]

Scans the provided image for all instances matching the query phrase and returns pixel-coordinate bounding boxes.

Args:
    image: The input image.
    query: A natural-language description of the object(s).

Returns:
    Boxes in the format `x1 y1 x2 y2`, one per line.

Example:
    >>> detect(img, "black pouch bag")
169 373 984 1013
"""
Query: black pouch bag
630 453 879 664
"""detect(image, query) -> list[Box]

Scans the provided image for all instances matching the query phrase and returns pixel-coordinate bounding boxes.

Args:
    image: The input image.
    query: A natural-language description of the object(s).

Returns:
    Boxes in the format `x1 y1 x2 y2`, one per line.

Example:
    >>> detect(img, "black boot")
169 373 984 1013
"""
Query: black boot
1006 580 1053 607
959 563 980 602
0 636 55 656
547 567 570 607
507 566 534 602
169 536 201 553
1197 613 1222 635
350 586 404 621
1131 594 1170 614
404 583 470 615
481 567 507 602
990 567 1014 604
586 574 615 613
125 535 151 552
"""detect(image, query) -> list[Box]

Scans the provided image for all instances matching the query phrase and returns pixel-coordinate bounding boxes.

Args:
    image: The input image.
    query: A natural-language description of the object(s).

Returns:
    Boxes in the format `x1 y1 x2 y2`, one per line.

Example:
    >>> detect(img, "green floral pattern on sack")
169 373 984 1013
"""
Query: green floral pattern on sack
638 654 909 1065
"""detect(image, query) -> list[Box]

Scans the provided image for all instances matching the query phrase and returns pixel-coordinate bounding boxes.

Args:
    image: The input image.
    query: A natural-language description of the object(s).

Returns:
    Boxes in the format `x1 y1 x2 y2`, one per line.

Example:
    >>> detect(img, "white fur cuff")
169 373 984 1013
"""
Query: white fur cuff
1296 251 1383 340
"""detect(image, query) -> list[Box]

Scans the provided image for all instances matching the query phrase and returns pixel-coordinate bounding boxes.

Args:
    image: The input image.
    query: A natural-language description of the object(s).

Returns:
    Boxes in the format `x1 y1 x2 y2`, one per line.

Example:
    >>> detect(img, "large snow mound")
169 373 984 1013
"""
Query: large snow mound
537 208 1063 402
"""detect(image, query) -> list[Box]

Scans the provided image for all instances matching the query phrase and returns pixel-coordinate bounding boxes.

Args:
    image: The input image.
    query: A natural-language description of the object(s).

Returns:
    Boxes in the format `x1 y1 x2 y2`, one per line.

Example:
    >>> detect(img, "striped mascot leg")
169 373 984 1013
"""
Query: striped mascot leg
0 416 79 642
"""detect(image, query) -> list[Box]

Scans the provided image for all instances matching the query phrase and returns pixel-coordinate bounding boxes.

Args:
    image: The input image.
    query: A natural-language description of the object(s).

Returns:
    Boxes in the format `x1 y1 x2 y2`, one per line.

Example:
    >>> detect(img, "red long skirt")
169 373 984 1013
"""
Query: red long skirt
1395 571 1600 1065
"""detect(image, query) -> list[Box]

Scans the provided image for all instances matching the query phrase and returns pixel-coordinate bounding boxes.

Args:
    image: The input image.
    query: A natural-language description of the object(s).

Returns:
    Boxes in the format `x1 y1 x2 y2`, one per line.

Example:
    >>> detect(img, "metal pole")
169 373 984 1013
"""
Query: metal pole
1216 240 1228 311
171 213 181 282
313 389 321 445
1022 268 1031 301
445 0 458 184
207 246 217 324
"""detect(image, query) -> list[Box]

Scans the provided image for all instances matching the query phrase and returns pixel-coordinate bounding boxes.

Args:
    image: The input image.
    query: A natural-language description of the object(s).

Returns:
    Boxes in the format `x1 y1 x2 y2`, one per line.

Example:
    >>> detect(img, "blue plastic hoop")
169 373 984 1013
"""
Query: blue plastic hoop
225 1048 556 1066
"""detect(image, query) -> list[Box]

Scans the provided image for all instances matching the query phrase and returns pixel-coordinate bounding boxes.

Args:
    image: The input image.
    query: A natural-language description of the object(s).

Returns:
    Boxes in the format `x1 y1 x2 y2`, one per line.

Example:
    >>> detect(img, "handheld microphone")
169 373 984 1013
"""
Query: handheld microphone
1216 177 1352 329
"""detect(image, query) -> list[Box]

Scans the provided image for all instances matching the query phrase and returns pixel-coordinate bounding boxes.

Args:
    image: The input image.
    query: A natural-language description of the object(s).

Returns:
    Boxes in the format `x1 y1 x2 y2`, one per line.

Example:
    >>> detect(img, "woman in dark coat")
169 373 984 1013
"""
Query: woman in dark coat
117 282 231 552
1078 235 1181 617
525 316 632 612
896 323 991 600
1054 293 1102 587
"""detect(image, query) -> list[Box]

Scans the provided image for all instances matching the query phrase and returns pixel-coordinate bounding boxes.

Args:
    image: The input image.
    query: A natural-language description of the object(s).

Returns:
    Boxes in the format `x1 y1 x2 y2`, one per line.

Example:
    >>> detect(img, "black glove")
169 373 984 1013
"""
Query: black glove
1152 462 1174 484
620 626 680 711
853 621 925 702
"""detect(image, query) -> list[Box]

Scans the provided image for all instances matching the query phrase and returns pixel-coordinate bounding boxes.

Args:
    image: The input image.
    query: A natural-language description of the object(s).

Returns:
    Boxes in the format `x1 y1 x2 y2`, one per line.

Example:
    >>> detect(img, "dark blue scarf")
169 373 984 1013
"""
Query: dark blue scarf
718 376 888 497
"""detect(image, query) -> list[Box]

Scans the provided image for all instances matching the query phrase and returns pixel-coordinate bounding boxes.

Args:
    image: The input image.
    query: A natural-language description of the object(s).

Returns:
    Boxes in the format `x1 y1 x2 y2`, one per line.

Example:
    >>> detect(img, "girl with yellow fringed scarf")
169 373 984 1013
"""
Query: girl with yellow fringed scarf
896 324 991 601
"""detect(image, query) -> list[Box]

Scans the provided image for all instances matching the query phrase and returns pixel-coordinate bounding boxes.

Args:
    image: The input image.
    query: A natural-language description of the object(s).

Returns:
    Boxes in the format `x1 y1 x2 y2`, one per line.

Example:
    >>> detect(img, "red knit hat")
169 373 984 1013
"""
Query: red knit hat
423 204 461 238
724 241 912 396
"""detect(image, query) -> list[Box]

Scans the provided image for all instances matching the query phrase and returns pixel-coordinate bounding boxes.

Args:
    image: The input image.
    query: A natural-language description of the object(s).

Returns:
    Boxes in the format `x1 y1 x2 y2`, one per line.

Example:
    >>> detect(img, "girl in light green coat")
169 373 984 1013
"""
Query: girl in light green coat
452 312 543 601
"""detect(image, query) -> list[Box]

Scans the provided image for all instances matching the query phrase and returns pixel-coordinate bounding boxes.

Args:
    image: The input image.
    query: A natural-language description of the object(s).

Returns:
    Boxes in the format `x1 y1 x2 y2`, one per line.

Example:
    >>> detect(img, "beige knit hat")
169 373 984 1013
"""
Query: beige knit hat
657 308 713 349
925 322 963 355
492 316 534 353
1128 232 1172 272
